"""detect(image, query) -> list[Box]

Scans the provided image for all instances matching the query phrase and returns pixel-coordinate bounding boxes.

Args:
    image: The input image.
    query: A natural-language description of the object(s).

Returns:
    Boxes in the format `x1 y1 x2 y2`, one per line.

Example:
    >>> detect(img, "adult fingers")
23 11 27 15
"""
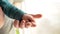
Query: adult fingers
14 20 19 28
31 22 36 27
25 22 32 28
30 14 42 18
19 20 25 28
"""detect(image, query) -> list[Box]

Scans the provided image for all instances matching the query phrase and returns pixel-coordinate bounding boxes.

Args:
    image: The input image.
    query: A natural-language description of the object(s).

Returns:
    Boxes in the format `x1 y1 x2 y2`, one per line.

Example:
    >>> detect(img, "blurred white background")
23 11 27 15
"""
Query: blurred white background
9 0 60 34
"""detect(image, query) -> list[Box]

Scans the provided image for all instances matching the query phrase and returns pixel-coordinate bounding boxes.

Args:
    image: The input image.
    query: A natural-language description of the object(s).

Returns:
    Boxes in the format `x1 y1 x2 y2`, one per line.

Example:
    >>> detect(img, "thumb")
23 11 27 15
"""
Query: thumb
31 14 42 18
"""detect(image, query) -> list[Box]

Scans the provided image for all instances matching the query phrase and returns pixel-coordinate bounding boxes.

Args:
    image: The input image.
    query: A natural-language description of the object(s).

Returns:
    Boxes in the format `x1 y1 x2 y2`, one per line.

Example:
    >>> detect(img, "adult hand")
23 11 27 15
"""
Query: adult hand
14 14 42 28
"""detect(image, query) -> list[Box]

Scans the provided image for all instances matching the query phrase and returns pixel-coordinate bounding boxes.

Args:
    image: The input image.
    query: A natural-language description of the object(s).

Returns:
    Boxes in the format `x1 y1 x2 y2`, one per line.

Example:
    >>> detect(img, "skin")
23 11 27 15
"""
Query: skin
0 6 42 28
0 7 5 28
14 14 42 28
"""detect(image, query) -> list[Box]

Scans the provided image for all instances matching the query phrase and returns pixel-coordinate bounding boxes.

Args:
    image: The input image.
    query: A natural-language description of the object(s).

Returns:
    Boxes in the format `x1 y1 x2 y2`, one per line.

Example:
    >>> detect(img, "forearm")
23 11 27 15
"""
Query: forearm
0 0 26 20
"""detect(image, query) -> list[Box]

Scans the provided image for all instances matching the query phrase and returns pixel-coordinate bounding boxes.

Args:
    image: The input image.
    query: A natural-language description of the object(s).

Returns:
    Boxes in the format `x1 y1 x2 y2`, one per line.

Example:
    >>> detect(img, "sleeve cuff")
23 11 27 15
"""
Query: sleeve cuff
13 10 26 21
